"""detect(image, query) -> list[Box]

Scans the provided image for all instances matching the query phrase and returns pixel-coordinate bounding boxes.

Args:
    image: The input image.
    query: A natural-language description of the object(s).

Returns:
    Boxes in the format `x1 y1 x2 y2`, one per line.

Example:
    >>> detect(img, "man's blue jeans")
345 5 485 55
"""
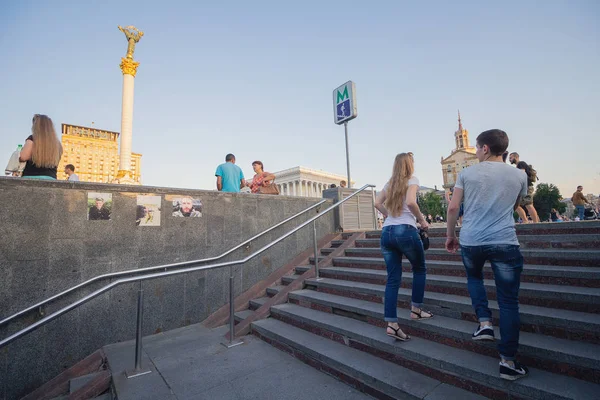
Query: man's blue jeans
461 244 523 360
576 205 585 220
381 224 427 322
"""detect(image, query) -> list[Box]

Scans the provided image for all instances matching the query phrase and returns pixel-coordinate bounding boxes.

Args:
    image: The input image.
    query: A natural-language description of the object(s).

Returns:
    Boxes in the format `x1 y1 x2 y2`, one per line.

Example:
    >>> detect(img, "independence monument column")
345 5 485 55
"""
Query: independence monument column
115 25 143 184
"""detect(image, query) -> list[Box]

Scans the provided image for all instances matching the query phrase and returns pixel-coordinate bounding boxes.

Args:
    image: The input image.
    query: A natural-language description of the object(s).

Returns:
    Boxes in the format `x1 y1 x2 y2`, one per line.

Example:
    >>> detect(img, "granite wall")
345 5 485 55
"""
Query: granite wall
0 177 334 400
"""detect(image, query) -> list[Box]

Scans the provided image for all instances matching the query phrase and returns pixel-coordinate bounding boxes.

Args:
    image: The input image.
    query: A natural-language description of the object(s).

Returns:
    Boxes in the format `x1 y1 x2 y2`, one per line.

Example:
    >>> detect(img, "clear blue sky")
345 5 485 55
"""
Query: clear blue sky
1 1 599 196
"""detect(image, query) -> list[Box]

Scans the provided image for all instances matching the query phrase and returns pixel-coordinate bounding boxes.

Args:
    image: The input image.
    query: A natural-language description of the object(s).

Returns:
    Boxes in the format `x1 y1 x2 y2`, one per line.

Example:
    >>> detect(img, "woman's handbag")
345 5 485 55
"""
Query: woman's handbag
258 179 280 195
419 228 430 250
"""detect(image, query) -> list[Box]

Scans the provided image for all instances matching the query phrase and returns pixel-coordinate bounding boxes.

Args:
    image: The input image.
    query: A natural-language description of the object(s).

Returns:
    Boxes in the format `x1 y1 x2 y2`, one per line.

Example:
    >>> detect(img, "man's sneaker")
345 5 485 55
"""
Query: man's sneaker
472 324 495 341
499 361 529 381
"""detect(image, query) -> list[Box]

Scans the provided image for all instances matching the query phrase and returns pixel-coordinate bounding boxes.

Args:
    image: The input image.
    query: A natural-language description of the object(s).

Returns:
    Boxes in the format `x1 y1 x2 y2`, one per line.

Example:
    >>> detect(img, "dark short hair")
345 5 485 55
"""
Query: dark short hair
476 129 509 156
329 184 337 188
252 160 264 169
225 153 235 162
65 164 75 172
577 185 583 189
509 152 519 157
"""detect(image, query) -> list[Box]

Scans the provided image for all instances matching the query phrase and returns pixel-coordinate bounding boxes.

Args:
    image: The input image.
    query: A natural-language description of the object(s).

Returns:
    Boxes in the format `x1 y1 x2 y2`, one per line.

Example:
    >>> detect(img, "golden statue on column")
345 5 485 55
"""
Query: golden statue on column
115 25 144 184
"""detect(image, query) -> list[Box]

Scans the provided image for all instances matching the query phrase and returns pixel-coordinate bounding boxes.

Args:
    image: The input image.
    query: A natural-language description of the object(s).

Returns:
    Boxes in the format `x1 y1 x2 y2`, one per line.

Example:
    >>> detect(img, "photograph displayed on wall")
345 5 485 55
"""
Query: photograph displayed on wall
172 196 202 217
136 195 161 226
87 192 112 221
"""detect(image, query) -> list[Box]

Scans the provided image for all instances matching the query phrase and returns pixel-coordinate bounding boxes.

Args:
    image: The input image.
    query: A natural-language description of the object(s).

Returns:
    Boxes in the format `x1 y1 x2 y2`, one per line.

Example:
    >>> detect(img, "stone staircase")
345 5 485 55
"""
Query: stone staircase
242 222 600 399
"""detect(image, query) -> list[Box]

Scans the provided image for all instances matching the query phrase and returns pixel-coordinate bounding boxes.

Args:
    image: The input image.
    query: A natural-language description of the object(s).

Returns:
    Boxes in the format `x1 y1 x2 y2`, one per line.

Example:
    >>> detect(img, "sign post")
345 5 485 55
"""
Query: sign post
333 81 357 188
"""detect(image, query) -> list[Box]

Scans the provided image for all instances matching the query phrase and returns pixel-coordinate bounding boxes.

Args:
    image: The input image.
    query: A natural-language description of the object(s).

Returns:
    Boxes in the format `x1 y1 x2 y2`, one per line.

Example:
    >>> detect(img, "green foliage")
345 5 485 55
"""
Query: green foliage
533 183 566 222
417 192 444 218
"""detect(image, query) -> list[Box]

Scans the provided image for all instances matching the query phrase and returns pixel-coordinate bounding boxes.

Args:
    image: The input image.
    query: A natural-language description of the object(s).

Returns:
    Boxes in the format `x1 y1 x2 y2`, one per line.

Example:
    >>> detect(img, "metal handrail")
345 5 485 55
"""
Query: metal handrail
0 184 375 376
0 199 327 328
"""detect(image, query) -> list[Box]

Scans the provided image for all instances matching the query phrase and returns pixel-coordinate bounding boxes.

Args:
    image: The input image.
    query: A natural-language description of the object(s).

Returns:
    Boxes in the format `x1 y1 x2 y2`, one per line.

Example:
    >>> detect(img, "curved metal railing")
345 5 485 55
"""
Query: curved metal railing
0 184 376 376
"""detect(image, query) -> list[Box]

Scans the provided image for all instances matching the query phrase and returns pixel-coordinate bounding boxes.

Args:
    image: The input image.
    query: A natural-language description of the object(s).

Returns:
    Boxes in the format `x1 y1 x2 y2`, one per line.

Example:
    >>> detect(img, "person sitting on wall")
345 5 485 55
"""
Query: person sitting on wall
247 161 276 194
89 197 111 220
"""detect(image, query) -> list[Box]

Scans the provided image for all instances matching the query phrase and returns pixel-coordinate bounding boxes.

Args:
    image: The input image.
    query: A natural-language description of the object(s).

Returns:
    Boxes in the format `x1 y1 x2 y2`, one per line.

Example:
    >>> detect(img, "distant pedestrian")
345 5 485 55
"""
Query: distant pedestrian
515 161 540 223
64 164 79 181
550 208 563 222
20 114 63 180
215 154 245 193
571 185 588 221
247 161 277 194
340 180 347 188
446 129 529 381
374 152 432 342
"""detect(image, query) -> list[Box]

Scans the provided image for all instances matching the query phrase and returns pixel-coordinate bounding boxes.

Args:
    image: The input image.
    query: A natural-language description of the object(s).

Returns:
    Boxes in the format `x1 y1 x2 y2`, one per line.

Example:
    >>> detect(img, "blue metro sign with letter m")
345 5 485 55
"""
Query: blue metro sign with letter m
333 81 357 125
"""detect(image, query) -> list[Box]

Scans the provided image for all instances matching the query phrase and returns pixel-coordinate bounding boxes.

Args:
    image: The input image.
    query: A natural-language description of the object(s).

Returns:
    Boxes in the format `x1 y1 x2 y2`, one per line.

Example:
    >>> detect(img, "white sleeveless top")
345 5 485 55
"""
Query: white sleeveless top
382 176 419 229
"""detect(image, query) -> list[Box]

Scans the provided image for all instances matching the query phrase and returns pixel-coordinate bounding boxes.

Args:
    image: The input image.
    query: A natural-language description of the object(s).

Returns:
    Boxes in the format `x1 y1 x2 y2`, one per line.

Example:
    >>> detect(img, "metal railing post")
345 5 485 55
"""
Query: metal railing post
222 265 243 348
126 281 151 378
371 187 378 229
313 221 321 280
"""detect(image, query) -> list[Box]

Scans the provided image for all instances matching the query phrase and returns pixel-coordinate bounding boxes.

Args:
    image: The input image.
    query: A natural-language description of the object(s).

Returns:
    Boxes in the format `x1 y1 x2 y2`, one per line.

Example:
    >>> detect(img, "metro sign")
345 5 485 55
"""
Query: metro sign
333 81 357 125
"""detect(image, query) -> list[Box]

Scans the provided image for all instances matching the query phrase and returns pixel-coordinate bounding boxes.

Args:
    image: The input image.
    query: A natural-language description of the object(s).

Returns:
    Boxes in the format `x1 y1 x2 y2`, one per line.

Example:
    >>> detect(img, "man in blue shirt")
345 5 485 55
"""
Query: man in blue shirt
215 153 245 193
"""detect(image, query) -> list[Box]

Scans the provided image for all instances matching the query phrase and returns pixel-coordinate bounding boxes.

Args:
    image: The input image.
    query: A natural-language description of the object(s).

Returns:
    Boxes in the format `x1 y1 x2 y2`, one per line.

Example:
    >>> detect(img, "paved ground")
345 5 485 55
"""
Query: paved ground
104 324 372 400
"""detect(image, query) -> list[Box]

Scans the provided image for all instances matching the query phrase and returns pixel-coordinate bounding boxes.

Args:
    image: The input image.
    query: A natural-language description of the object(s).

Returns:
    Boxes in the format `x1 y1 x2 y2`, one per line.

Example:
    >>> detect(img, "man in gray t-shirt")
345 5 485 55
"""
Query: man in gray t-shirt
455 161 527 246
446 129 530 381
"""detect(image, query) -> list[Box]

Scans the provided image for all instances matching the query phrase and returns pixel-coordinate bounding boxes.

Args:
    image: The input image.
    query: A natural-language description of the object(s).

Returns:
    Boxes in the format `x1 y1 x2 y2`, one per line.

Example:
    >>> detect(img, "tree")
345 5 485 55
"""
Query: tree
533 183 566 222
417 192 444 218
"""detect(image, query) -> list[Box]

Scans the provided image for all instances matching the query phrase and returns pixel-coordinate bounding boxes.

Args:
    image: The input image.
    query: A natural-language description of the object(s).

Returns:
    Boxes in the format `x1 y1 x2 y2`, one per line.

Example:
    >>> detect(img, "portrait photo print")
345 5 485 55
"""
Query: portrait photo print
172 196 202 217
87 192 112 221
136 195 161 226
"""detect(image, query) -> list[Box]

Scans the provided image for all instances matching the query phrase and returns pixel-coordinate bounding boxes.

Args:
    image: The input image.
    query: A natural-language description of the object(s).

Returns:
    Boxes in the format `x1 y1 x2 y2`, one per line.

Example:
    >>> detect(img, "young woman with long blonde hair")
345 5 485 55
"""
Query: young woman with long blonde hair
19 114 63 179
374 152 432 341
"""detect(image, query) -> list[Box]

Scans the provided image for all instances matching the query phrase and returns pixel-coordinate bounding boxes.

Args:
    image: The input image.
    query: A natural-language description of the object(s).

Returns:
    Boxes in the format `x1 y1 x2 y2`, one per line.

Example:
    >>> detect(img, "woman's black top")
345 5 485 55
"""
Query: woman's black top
21 135 58 179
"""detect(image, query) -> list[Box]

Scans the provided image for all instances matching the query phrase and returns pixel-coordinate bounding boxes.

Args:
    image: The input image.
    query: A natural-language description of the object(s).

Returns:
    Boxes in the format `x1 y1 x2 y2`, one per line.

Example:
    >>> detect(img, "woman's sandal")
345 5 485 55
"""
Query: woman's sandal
411 310 434 320
386 325 411 341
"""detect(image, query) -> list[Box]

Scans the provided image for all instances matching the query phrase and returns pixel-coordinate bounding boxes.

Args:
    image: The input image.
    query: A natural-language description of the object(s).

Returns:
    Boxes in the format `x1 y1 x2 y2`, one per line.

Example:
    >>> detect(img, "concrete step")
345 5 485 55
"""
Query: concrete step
234 309 254 323
357 222 600 240
265 303 600 400
249 296 269 310
331 257 600 288
320 247 335 255
286 289 600 383
69 372 105 394
308 256 326 265
302 277 600 344
281 275 302 286
344 247 600 267
302 266 600 313
355 234 600 250
251 317 489 400
266 285 287 297
330 240 345 248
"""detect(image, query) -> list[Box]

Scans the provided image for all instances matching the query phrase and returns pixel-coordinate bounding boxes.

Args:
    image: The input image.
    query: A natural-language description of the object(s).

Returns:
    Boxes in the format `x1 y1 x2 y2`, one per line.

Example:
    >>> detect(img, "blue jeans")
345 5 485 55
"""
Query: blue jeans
576 205 585 220
380 224 426 322
461 244 523 360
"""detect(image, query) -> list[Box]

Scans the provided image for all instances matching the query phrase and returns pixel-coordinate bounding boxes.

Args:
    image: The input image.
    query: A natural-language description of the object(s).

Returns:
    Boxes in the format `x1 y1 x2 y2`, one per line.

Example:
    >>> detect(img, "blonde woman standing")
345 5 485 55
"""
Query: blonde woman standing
374 153 431 341
19 114 63 180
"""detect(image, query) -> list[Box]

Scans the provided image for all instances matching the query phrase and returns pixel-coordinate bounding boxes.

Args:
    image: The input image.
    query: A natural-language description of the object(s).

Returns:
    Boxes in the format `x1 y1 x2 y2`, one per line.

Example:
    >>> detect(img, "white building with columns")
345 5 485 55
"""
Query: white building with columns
272 166 354 197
